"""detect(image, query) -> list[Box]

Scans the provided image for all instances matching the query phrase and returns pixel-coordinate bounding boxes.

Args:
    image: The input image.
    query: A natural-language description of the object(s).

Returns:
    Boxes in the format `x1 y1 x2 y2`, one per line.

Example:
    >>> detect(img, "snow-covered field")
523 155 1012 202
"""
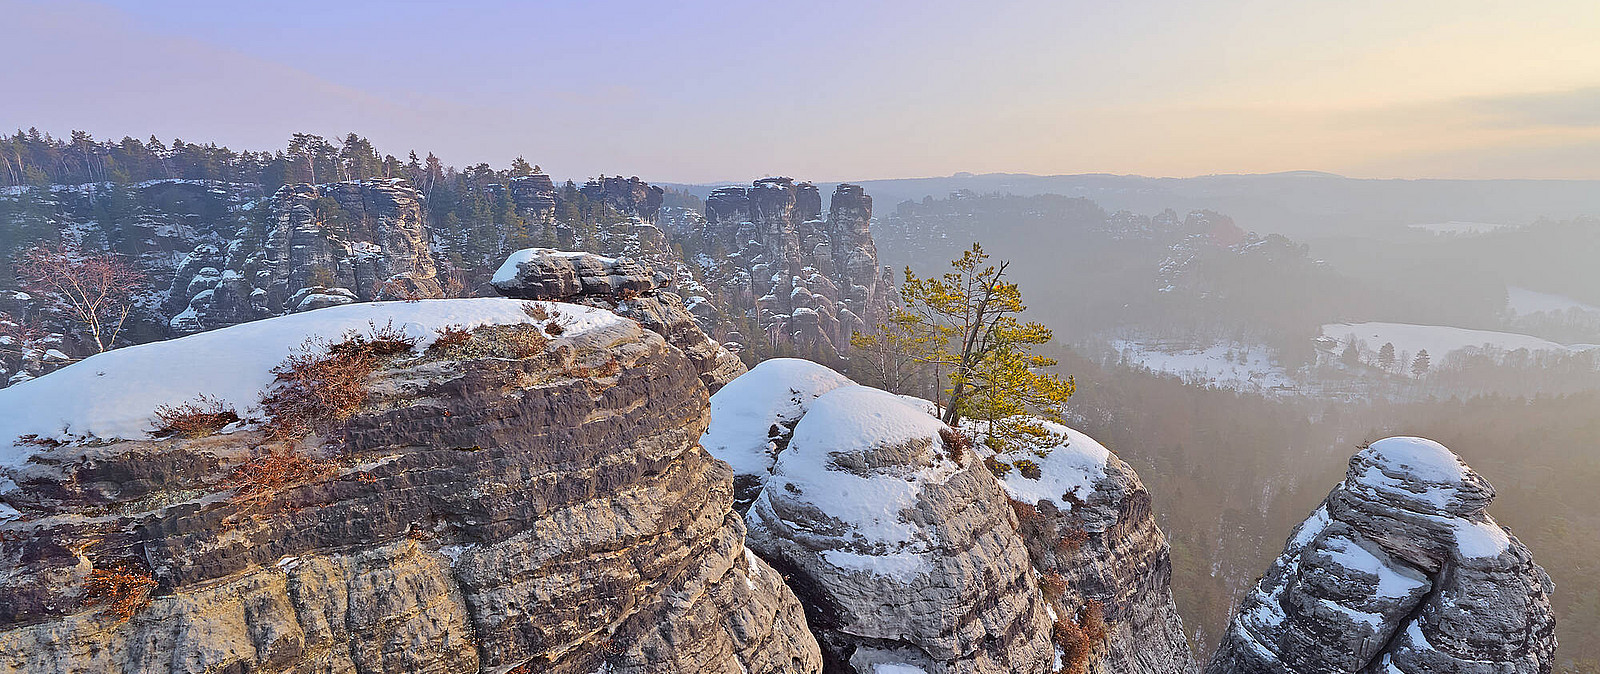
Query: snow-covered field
1111 339 1295 392
1507 287 1600 316
0 298 622 469
1321 321 1582 358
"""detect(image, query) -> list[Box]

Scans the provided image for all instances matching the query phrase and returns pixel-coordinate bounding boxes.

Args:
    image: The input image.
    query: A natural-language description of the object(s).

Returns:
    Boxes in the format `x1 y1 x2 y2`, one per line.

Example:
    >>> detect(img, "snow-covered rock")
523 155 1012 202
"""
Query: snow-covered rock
700 358 854 507
1206 437 1557 674
982 423 1199 674
743 383 1056 673
0 298 618 467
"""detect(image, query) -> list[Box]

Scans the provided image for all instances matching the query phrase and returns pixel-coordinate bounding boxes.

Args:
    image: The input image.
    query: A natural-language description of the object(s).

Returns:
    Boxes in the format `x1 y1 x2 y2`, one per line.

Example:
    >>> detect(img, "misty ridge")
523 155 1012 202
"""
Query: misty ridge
2 2 1599 674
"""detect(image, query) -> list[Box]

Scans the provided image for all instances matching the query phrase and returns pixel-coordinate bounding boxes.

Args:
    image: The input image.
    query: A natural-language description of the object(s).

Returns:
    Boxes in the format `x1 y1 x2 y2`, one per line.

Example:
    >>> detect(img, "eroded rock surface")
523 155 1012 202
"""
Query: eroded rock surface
743 385 1055 673
662 180 896 361
989 424 1199 674
1205 437 1557 674
0 300 819 673
489 248 746 392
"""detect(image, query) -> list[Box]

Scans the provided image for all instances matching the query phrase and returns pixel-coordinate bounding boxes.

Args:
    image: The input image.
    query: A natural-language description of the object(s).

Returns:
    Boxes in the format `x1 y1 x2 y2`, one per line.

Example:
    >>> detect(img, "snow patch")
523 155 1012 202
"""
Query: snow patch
700 358 854 478
0 298 622 469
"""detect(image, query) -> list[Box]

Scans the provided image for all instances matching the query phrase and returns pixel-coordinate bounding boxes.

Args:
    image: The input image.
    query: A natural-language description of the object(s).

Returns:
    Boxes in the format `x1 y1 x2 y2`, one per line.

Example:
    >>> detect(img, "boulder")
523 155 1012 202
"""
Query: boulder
1206 437 1557 674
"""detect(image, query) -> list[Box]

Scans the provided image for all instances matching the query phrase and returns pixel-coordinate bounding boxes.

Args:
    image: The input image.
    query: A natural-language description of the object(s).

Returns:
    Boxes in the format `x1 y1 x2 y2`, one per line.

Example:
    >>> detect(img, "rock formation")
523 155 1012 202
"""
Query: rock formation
701 359 1194 674
1206 437 1557 674
169 179 443 335
661 179 896 361
0 299 819 673
992 425 1199 674
489 248 745 392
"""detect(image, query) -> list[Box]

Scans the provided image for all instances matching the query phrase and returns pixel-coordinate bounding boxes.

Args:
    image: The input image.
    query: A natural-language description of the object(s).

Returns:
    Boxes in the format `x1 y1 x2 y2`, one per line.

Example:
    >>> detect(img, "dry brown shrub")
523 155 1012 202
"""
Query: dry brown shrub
543 320 566 337
1053 600 1110 674
83 566 157 623
426 325 473 356
570 357 621 378
260 322 417 438
328 320 419 358
521 302 550 321
939 427 972 463
984 455 1013 478
1040 571 1068 600
151 394 240 438
1056 527 1089 556
1015 458 1042 480
1009 497 1042 529
225 449 330 505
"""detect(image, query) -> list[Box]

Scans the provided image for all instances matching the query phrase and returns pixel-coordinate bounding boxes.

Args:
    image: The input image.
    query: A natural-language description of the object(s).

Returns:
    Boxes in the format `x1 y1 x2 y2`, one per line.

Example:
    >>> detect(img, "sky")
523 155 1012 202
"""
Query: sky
5 0 1600 183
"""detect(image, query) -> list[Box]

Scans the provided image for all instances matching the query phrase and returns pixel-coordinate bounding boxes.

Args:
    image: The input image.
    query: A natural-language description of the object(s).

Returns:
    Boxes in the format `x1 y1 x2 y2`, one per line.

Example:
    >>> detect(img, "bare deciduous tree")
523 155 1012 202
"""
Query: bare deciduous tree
16 244 145 353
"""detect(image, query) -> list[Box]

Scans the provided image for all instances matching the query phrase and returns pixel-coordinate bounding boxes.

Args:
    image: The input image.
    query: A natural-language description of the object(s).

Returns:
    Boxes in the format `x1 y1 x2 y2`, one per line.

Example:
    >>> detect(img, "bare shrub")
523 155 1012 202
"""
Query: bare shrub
1053 600 1110 674
259 322 415 438
225 449 330 505
939 427 972 463
1040 571 1068 600
1009 497 1042 529
83 566 157 623
426 325 473 356
1056 527 1089 556
151 395 240 439
328 320 419 358
521 302 550 321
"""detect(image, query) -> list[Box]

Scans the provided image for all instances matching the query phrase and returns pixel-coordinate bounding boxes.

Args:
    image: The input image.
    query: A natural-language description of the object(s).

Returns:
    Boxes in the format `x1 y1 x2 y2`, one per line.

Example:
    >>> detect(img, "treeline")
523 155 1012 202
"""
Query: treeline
0 128 634 270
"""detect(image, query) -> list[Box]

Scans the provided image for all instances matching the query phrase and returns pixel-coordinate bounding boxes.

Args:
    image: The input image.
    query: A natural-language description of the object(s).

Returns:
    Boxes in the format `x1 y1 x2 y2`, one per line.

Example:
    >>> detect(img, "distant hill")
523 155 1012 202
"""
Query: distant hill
665 171 1600 239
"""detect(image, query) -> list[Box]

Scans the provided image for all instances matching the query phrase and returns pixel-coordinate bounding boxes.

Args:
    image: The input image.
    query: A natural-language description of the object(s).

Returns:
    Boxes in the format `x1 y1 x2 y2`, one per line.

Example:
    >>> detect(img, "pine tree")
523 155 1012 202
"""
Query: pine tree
1341 339 1361 368
1378 342 1396 370
886 242 1074 454
1411 349 1431 376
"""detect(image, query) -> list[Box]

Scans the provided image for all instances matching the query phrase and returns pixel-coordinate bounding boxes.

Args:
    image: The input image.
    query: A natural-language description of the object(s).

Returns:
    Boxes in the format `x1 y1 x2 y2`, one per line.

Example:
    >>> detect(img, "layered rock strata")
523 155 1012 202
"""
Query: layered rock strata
169 179 442 334
989 424 1199 674
662 180 896 360
701 360 1194 674
1206 437 1557 674
0 299 820 673
489 248 746 391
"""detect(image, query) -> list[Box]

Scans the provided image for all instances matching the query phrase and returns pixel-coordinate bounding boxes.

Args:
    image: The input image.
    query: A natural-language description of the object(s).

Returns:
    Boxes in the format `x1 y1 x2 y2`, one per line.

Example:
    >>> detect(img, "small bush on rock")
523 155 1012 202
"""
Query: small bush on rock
1053 600 1110 674
426 325 473 356
1040 571 1068 600
151 394 239 438
939 427 972 463
261 322 417 438
225 449 330 506
1056 527 1089 556
985 455 1013 477
1015 458 1042 480
1010 497 1042 529
83 566 158 623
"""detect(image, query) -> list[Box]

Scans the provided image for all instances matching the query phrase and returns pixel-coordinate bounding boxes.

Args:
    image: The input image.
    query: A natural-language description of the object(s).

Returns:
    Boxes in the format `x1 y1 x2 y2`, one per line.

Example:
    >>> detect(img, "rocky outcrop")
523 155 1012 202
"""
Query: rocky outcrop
992 425 1199 674
491 248 745 391
167 179 443 335
743 385 1055 673
583 176 664 224
700 360 1195 674
0 299 820 673
1206 437 1556 674
662 180 896 361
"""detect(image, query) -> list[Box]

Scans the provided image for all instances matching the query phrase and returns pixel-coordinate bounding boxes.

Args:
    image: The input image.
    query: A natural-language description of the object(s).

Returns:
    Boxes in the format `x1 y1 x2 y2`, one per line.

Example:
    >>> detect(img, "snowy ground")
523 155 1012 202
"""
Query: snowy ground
1110 339 1296 392
1321 321 1583 358
1506 287 1600 316
0 298 622 470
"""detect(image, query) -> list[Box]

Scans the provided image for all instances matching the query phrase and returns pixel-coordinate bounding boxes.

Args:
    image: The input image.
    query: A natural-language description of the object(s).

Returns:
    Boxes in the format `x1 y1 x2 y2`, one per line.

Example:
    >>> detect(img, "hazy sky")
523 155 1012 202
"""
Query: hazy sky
6 0 1600 183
